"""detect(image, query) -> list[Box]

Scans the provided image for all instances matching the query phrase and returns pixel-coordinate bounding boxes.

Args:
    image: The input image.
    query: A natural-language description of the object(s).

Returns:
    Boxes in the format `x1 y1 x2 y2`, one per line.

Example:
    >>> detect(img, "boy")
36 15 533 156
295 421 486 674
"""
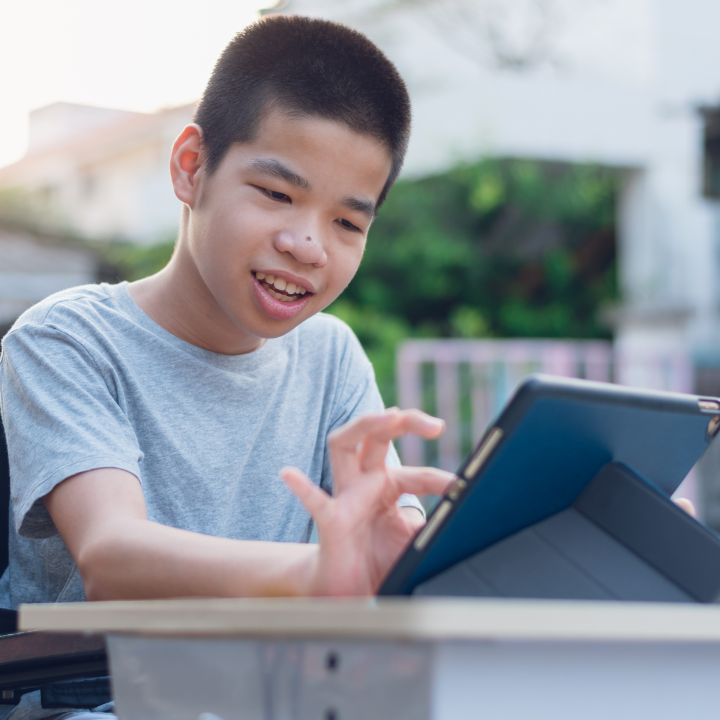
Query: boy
0 15 453 613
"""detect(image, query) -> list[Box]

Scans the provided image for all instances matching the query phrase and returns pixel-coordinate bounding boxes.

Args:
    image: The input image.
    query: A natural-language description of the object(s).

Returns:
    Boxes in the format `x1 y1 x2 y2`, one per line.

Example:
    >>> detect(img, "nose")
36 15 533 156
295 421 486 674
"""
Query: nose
273 230 328 267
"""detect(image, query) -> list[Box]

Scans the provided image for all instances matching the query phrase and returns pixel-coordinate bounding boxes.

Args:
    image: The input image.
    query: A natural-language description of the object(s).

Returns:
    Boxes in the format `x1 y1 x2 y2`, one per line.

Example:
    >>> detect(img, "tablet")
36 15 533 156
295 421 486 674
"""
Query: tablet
379 374 720 598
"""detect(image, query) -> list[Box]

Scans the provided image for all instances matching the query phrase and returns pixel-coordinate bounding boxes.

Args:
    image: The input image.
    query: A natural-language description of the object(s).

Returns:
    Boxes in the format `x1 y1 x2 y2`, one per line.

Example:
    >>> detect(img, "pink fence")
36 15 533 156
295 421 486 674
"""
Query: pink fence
396 339 693 473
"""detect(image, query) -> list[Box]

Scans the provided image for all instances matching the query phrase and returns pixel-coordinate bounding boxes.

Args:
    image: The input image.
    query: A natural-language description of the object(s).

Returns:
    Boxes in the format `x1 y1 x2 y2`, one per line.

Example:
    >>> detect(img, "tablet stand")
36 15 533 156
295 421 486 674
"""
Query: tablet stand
414 463 720 602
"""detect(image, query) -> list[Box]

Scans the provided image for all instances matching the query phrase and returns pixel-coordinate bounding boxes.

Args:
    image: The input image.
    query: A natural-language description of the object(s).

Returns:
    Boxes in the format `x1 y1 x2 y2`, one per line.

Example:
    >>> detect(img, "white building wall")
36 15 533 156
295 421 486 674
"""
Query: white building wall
0 103 194 245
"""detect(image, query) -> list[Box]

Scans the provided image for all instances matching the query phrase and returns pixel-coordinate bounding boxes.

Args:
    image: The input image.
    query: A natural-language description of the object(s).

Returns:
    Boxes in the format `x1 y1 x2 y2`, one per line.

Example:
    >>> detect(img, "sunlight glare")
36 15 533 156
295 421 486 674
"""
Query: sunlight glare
0 0 267 167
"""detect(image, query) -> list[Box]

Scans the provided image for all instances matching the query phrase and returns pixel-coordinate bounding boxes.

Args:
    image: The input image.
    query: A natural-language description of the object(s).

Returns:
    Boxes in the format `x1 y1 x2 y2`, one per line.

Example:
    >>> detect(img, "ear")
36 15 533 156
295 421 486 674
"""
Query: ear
170 124 205 207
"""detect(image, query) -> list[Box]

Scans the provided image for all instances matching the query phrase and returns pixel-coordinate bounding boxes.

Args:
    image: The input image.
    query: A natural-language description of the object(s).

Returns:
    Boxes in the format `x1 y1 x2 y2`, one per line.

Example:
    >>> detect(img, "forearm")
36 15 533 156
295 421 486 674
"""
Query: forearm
78 518 318 601
42 431 441 602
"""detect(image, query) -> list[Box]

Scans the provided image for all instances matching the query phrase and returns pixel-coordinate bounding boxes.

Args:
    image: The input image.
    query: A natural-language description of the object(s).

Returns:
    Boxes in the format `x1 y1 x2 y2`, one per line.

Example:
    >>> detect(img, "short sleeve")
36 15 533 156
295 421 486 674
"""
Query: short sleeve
320 324 424 517
0 323 143 538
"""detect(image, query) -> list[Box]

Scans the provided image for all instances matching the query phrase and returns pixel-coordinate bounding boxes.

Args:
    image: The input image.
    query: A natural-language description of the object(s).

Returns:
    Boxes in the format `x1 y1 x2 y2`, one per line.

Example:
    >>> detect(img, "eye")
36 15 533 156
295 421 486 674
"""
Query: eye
262 187 291 202
338 218 361 232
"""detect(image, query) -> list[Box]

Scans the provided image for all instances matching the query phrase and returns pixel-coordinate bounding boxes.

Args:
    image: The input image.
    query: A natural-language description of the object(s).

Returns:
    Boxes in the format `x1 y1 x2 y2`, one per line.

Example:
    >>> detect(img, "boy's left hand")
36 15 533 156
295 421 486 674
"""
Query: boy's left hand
281 408 454 597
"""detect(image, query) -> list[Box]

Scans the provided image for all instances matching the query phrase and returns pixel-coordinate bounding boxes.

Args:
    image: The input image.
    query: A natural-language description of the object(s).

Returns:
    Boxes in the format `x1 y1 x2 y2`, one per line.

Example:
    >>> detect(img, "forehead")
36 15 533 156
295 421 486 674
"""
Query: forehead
217 109 393 199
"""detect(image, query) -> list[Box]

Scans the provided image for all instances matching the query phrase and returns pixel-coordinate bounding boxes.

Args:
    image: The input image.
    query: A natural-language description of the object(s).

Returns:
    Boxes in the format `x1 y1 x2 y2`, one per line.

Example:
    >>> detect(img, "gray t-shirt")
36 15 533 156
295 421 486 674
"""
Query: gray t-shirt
0 282 421 608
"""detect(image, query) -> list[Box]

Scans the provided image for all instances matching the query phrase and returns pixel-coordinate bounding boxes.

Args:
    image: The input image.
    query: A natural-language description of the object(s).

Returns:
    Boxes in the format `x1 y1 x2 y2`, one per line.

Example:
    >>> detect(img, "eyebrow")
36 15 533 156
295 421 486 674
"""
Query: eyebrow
248 157 377 220
340 196 377 220
248 158 311 191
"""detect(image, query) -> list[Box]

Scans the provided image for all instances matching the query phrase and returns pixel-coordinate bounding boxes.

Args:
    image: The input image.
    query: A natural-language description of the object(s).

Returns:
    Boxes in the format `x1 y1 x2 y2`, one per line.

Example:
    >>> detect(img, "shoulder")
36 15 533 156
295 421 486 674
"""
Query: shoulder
288 313 374 400
1 283 127 370
8 283 117 334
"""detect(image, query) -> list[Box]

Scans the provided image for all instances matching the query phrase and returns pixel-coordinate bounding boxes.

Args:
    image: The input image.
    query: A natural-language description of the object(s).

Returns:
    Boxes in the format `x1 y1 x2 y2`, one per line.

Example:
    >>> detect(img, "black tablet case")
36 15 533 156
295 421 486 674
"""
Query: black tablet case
380 376 720 602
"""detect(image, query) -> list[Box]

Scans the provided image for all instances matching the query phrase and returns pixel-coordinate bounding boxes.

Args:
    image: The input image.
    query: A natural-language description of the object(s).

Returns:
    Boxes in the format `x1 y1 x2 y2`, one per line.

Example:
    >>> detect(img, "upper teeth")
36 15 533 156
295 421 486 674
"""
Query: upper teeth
256 272 307 295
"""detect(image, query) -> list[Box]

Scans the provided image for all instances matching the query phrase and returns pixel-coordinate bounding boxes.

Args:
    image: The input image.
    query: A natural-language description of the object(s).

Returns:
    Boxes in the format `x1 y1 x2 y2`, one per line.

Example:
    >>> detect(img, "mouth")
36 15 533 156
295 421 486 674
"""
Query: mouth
253 271 310 302
251 271 313 321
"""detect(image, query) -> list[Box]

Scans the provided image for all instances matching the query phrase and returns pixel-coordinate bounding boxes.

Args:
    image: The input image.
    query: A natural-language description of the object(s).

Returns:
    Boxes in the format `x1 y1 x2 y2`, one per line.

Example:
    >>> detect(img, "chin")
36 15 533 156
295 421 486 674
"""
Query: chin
243 313 308 340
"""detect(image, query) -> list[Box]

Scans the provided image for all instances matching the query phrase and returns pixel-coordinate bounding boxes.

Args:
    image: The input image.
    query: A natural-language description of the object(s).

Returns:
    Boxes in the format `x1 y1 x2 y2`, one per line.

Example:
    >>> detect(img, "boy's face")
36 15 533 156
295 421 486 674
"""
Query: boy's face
179 109 392 343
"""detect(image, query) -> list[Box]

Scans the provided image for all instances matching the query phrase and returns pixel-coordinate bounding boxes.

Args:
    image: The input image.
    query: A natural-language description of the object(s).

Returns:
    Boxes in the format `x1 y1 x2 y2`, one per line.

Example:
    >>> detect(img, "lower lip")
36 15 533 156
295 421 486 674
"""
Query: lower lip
251 275 312 320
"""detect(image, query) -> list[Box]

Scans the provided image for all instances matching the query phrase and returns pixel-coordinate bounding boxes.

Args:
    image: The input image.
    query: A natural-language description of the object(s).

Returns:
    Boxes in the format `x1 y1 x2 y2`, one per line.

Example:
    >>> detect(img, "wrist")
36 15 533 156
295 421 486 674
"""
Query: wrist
289 542 320 596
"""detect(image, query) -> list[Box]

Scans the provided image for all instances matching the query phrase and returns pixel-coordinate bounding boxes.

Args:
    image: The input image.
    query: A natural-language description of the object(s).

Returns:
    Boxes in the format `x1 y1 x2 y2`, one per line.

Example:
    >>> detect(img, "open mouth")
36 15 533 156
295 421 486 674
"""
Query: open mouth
253 272 311 303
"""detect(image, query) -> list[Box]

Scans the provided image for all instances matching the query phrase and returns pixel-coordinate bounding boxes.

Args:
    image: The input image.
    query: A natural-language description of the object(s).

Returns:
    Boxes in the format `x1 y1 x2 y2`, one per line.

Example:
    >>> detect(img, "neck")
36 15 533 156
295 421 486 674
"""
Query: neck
128 235 265 357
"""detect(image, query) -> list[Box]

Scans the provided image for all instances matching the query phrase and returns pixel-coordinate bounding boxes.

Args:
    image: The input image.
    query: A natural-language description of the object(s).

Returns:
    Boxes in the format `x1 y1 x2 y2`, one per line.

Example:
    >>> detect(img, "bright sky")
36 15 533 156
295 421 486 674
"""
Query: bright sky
0 0 267 168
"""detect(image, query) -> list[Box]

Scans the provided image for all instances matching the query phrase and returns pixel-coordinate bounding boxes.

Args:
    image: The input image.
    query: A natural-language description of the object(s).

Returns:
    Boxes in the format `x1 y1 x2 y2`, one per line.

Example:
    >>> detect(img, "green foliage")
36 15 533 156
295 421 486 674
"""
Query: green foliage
327 300 411 403
449 306 490 339
327 158 619 403
0 187 65 234
0 188 35 225
102 240 176 281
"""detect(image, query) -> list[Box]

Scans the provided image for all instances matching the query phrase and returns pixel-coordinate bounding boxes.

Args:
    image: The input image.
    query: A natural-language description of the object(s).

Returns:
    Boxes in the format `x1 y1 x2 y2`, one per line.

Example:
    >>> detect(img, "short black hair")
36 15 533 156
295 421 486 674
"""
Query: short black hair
194 15 411 206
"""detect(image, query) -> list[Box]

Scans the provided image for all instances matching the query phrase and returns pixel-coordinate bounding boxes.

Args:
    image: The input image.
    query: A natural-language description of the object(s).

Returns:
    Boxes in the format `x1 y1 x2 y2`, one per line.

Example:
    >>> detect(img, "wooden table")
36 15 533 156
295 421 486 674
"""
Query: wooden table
20 597 720 720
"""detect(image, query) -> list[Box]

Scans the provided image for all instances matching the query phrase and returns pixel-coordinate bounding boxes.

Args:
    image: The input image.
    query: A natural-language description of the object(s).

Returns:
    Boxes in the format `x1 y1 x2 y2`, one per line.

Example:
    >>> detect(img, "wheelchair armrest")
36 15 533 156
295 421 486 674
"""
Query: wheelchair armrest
0 630 108 704
0 608 16 635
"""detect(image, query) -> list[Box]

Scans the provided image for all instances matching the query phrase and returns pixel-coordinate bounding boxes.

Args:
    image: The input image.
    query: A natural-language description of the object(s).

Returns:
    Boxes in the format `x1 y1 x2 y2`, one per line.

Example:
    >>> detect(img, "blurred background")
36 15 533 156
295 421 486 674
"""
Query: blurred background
3 0 720 520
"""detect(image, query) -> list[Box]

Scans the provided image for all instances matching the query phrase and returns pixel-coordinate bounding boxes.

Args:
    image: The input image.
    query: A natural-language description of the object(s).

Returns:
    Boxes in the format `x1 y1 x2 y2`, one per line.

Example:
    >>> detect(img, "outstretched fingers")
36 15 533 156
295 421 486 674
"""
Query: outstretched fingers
330 409 445 477
388 466 456 498
280 467 333 524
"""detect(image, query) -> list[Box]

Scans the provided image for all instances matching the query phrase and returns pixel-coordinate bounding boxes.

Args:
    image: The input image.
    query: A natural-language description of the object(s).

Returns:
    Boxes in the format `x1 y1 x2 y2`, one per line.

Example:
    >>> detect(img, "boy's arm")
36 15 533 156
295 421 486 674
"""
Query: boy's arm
43 467 318 599
43 409 452 600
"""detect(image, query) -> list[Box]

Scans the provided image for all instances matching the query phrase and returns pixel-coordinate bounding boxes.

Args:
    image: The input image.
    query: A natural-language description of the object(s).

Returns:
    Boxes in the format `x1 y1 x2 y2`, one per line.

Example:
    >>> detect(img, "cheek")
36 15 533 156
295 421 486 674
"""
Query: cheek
196 201 269 271
328 241 365 293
